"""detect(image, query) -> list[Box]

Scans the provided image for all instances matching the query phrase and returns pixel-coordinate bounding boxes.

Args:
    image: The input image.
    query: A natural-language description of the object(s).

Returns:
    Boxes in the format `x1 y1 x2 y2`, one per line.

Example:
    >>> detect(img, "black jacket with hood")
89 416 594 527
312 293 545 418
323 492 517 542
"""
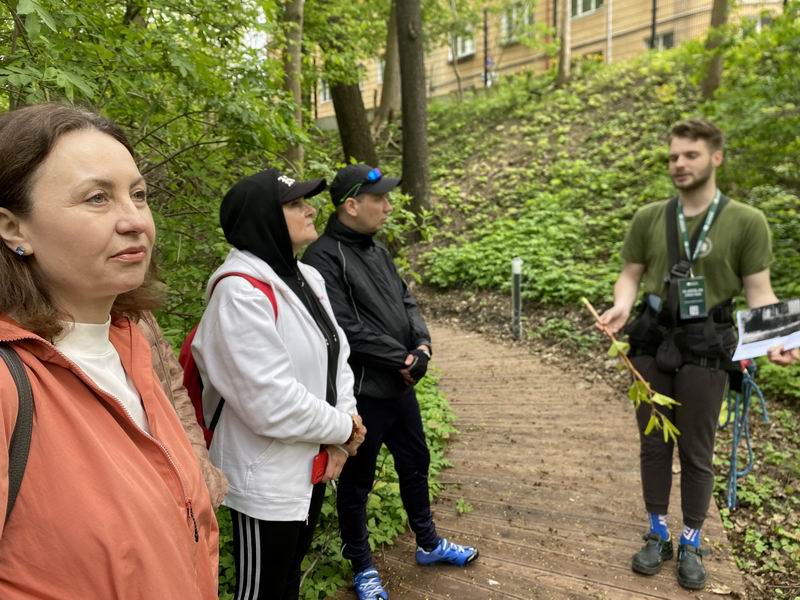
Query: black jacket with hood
302 214 431 400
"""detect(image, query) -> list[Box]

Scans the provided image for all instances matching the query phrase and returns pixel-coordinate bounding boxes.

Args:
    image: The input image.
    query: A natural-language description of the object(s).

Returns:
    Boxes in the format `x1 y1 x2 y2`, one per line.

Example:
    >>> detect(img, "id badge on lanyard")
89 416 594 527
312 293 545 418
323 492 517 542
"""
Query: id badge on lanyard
675 191 719 320
678 276 708 319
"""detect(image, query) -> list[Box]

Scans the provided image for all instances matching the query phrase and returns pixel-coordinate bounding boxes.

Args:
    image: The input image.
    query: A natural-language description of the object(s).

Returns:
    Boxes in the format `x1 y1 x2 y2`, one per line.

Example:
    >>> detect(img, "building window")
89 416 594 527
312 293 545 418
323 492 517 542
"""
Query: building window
448 30 476 61
571 0 603 18
376 58 385 85
644 31 675 50
319 80 331 103
500 3 534 44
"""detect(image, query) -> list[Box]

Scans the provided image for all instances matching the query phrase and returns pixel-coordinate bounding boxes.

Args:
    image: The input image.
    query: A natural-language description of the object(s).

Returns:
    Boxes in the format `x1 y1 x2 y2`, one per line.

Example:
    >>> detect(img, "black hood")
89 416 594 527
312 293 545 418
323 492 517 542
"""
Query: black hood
219 168 296 277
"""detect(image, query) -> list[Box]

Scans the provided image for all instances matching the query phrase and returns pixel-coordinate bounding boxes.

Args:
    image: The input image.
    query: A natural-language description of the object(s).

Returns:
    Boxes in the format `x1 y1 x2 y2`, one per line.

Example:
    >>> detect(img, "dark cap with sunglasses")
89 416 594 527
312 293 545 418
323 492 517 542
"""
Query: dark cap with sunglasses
330 164 401 206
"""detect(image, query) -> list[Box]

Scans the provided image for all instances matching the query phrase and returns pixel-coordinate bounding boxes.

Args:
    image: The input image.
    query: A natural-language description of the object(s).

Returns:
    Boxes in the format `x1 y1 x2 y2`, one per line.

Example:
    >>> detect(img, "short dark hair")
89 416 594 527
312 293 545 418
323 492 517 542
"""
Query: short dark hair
0 103 162 340
669 118 725 151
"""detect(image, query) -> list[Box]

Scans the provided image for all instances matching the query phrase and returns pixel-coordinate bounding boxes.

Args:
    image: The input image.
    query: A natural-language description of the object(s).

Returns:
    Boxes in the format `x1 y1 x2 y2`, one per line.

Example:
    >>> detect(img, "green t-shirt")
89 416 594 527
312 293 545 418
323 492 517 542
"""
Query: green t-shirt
621 197 773 309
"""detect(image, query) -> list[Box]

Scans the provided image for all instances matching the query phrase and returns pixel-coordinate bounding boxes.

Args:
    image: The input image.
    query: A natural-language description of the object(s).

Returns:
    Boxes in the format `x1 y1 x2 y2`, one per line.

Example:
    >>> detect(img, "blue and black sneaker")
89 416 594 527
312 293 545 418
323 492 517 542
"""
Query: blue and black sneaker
353 568 389 600
415 538 479 567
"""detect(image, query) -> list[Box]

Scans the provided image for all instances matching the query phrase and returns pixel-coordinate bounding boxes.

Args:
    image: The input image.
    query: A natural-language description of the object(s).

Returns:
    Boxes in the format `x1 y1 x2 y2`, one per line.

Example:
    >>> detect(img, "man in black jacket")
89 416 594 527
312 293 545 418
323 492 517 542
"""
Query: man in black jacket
303 164 478 600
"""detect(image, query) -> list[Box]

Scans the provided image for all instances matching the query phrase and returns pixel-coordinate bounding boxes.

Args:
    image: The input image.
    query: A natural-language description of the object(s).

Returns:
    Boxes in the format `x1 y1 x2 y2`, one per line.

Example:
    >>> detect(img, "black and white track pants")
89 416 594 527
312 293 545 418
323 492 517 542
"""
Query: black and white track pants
229 483 326 600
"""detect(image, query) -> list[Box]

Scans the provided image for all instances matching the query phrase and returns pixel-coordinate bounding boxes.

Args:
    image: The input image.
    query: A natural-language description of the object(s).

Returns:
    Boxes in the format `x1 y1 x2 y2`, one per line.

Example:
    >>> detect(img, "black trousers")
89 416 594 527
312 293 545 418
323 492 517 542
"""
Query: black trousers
229 483 326 600
337 387 440 573
632 355 728 529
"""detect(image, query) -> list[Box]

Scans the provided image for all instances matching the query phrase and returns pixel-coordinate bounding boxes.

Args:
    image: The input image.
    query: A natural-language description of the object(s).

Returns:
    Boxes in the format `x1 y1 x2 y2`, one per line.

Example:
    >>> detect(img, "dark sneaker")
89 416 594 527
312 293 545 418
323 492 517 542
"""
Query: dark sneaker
631 533 674 575
677 544 709 590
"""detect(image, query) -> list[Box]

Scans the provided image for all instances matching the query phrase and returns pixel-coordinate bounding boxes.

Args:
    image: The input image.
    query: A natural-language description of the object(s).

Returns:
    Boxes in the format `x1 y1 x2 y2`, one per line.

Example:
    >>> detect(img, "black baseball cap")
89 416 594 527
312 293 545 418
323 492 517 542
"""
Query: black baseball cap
329 164 401 206
276 173 327 204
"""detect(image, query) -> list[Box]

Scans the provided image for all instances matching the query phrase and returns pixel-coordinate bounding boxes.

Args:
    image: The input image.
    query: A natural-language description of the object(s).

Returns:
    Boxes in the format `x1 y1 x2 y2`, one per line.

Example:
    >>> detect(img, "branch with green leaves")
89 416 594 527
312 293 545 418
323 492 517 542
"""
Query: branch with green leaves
581 297 681 443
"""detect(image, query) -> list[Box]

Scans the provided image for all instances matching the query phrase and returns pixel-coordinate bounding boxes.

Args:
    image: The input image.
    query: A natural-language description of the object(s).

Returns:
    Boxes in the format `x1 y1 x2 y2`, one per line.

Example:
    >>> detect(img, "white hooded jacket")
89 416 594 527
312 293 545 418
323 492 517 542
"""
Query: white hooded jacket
192 248 356 521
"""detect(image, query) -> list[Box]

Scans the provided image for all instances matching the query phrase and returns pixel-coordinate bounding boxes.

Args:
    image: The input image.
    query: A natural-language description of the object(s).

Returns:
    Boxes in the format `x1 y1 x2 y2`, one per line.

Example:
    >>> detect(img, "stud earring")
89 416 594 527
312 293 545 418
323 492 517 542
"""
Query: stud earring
15 246 25 256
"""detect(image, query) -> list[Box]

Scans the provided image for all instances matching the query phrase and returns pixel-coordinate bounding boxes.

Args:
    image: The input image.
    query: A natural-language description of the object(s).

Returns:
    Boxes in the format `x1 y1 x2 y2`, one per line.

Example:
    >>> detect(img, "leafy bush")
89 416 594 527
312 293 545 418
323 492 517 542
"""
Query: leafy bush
419 9 799 402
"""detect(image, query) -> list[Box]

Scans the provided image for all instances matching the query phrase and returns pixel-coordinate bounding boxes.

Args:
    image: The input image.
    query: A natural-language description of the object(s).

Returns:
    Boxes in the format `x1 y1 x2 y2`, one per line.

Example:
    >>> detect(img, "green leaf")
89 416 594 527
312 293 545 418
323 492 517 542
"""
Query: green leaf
627 381 648 408
660 417 681 443
718 400 729 426
33 2 58 31
16 0 36 15
644 414 659 435
608 340 630 358
651 393 680 408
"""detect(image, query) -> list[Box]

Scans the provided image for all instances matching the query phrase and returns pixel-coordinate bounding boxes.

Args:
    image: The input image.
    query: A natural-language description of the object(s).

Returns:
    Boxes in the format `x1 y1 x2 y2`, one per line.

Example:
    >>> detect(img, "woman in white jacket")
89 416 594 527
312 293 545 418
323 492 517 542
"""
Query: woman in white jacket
192 168 366 600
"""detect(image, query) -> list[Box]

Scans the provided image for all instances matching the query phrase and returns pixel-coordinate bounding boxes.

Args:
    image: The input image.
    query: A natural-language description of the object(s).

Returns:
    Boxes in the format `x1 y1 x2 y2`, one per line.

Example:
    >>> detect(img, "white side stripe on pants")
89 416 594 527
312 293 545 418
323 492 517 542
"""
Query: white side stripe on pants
236 512 263 600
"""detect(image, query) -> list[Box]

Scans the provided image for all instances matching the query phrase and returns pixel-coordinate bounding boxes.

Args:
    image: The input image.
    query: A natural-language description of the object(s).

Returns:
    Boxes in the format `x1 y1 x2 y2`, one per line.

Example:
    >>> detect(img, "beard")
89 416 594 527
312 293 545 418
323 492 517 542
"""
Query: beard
672 160 714 191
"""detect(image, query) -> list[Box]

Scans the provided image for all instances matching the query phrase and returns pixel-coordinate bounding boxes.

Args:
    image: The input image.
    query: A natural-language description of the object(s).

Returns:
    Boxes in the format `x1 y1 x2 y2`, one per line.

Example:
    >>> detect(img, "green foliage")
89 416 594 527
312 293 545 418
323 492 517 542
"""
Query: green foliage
708 3 800 199
419 9 799 403
304 0 387 85
607 340 629 358
215 371 456 600
0 0 312 345
757 360 800 404
715 397 800 591
455 497 473 516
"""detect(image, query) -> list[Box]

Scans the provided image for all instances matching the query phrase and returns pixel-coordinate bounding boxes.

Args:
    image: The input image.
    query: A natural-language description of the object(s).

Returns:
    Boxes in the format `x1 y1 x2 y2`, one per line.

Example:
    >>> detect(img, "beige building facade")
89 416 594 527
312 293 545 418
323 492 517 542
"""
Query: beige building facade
315 0 782 126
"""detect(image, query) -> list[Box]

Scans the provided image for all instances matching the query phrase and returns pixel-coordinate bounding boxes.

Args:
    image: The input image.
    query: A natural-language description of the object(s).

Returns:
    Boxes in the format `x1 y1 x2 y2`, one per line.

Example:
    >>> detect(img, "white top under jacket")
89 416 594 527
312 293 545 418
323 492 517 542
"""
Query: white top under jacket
55 319 151 434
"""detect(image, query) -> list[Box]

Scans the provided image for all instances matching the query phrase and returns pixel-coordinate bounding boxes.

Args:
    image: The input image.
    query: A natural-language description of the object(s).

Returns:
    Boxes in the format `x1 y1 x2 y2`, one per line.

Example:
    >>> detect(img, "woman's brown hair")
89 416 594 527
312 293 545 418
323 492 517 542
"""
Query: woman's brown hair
0 103 164 340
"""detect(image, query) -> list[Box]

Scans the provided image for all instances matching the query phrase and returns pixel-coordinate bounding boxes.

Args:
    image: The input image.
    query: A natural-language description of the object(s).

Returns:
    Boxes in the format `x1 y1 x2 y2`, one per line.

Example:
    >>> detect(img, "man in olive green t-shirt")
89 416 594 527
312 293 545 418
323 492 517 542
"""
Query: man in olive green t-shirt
599 119 779 590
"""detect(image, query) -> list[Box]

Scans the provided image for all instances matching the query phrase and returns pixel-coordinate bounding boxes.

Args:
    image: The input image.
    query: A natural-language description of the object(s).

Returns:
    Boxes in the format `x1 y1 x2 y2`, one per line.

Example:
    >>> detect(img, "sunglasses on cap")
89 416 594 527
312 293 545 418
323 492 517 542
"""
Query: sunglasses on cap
343 167 383 201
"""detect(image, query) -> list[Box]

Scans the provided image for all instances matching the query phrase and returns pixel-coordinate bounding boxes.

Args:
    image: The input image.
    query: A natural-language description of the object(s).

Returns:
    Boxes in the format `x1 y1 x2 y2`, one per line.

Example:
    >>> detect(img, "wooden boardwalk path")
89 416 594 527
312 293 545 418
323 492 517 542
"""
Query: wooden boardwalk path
335 322 744 599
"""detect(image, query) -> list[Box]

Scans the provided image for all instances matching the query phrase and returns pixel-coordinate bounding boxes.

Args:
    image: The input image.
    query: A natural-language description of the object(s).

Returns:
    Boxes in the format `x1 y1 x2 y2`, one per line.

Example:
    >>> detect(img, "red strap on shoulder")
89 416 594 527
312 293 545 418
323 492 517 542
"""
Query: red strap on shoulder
211 272 278 320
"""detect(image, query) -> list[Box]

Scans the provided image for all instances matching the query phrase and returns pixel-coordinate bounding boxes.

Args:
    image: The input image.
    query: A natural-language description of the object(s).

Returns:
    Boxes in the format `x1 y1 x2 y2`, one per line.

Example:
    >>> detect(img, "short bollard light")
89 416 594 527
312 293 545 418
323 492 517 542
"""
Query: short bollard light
511 257 523 340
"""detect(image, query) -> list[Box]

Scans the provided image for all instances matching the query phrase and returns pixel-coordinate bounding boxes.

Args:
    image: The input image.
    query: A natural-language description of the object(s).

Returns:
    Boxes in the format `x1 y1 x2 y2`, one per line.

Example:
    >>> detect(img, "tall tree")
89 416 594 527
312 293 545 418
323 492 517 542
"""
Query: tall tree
447 0 465 99
331 81 379 165
305 0 385 165
371 2 401 138
557 0 571 86
701 0 729 100
282 0 305 174
396 0 431 224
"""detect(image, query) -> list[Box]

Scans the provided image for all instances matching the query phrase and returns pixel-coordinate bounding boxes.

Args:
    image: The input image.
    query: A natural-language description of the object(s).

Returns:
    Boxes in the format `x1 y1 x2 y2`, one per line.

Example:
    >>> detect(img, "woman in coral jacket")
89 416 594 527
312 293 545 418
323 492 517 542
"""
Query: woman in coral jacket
0 103 218 599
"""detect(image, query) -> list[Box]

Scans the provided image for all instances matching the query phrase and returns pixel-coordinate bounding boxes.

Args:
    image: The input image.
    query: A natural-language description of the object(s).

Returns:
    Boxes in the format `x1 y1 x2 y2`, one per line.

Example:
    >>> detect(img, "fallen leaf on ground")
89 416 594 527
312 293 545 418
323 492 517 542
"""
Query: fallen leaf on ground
709 583 732 595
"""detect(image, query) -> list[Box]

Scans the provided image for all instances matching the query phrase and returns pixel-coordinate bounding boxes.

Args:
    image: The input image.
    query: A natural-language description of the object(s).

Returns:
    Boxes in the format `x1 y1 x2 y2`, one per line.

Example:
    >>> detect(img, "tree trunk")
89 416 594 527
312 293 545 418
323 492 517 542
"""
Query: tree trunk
8 9 22 110
449 34 464 99
701 0 729 100
448 0 463 99
371 2 402 138
557 0 571 86
282 0 305 174
331 82 379 166
396 0 431 230
123 0 147 25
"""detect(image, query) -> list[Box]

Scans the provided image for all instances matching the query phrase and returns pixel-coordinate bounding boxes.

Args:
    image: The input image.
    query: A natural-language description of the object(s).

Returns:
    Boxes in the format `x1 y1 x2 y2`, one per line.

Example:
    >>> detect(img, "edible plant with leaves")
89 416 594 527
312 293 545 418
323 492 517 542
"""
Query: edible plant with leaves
582 298 680 443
